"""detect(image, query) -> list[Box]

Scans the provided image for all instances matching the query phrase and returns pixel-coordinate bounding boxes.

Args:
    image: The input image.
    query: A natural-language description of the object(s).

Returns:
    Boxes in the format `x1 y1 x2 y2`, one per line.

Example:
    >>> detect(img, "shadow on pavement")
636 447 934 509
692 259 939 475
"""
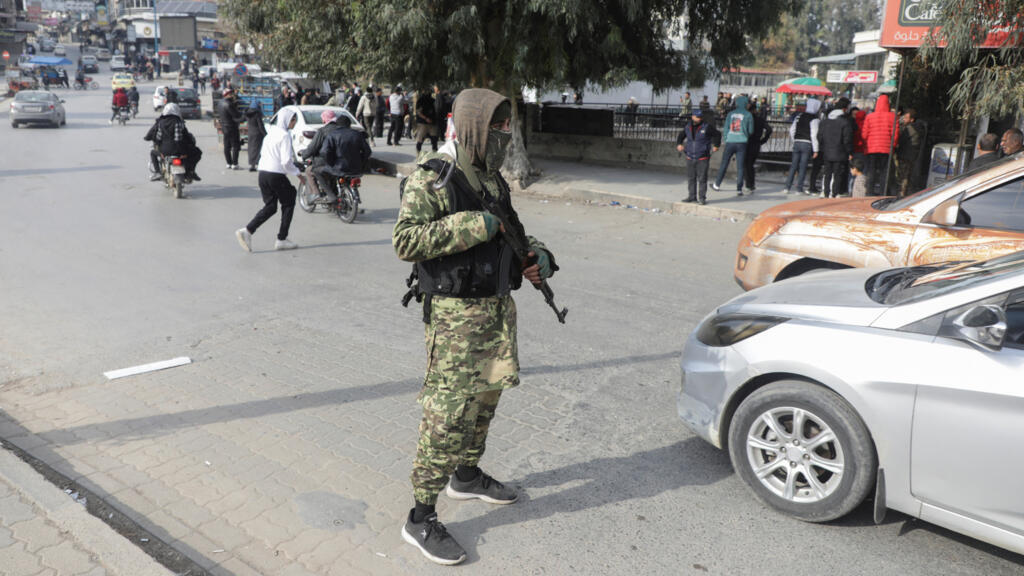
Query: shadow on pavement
450 437 731 562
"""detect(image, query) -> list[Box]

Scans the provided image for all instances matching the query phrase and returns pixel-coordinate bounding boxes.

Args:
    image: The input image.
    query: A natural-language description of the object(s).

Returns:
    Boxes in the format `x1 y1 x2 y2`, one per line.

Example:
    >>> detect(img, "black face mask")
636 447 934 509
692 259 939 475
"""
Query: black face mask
485 128 512 174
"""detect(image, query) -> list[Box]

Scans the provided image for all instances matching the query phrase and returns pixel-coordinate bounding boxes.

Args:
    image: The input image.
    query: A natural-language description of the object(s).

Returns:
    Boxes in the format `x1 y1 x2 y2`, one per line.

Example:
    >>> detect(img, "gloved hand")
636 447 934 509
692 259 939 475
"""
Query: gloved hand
481 212 500 239
535 249 552 279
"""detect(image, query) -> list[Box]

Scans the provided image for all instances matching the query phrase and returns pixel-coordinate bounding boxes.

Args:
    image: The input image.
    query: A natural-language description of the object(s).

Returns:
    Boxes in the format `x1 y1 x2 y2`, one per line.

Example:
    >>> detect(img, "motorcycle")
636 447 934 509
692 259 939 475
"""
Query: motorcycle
158 154 189 199
117 106 130 126
73 77 99 90
297 163 361 223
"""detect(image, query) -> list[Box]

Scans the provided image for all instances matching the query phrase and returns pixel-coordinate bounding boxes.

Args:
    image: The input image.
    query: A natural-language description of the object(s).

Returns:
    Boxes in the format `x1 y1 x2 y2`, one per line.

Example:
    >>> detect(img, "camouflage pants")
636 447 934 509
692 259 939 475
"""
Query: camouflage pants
411 388 503 505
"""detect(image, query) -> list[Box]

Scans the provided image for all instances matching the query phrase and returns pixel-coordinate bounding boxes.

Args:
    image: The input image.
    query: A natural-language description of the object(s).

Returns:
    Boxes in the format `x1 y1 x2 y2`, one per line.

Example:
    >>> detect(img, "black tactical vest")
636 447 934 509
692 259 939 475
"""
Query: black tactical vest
413 159 524 299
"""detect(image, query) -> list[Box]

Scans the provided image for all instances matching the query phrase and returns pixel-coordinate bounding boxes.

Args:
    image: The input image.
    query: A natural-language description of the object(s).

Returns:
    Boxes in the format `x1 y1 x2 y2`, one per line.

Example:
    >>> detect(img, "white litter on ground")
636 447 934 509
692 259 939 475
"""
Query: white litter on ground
103 357 191 380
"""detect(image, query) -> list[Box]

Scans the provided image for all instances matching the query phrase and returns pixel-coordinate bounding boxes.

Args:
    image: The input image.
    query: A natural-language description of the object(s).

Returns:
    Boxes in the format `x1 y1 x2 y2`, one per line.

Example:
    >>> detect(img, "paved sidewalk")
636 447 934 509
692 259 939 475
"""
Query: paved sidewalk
0 443 172 576
373 144 804 222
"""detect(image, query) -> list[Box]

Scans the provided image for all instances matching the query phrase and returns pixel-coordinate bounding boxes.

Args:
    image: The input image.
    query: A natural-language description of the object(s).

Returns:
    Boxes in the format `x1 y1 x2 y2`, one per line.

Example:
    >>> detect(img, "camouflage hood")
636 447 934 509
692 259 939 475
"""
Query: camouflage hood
452 88 510 169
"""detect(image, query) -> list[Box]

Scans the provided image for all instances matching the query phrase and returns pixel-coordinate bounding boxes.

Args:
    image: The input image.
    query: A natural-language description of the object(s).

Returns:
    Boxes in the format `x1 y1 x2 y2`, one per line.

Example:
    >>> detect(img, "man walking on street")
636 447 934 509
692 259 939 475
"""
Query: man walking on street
711 95 753 196
219 88 243 170
388 87 405 146
393 88 558 566
676 110 720 205
817 101 853 198
374 87 387 140
236 108 301 252
782 98 821 195
356 88 377 146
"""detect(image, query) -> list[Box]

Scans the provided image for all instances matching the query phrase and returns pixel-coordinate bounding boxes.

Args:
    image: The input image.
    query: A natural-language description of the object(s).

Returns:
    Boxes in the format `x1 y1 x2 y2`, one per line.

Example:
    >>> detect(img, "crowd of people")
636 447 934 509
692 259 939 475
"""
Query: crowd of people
676 90 992 202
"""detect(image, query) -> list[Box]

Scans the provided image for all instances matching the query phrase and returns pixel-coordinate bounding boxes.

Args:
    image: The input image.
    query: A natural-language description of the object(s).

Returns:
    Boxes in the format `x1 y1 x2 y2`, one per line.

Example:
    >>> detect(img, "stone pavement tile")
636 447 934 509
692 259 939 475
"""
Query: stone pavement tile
166 498 216 528
238 514 293 550
37 540 96 575
0 493 36 524
277 563 321 576
9 516 62 553
221 493 276 526
205 489 249 517
106 487 159 519
134 480 181 509
196 517 250 552
276 529 335 561
231 540 295 575
104 466 155 491
209 557 264 576
0 541 44 574
168 530 222 572
295 534 358 573
144 509 191 541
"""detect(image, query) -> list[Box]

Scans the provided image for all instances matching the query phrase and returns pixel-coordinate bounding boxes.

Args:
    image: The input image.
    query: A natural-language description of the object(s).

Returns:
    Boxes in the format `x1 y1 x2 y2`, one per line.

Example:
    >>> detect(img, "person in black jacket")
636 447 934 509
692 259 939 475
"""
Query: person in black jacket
246 103 267 172
318 115 372 201
219 89 243 169
303 109 344 194
675 109 721 205
968 133 1000 171
817 104 854 198
743 102 773 194
143 103 202 182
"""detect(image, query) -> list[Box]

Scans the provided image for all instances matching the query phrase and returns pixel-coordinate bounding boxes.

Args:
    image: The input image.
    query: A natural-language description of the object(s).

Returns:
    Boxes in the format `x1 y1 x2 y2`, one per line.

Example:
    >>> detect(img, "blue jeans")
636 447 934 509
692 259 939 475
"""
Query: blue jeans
785 141 814 192
715 142 746 191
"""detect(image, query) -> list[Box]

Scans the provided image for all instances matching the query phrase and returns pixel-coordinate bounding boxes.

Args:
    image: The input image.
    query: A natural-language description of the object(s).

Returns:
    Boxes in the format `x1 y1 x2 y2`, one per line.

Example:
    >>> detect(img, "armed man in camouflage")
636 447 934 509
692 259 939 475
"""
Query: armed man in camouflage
393 88 557 566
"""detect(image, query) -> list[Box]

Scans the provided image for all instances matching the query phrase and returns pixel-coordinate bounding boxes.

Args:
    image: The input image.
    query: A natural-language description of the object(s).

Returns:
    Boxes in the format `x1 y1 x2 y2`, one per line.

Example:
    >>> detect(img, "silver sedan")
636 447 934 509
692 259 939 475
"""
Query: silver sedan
679 251 1024 555
10 90 66 128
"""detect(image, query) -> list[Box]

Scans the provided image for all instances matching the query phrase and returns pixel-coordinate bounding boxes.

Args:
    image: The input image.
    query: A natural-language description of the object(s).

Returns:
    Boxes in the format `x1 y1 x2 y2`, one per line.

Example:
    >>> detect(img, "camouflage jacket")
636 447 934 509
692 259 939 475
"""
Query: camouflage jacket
393 143 549 395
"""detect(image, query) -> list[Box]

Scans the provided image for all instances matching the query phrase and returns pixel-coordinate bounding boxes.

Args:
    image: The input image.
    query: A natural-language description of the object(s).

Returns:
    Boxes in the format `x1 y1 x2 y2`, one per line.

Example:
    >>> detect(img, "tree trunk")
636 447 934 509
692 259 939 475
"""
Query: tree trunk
501 82 538 187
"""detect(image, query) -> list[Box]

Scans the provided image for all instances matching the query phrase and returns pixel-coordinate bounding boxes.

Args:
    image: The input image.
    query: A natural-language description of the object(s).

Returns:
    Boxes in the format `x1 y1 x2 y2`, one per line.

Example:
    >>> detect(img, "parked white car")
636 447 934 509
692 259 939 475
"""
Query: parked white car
110 55 127 71
679 251 1024 555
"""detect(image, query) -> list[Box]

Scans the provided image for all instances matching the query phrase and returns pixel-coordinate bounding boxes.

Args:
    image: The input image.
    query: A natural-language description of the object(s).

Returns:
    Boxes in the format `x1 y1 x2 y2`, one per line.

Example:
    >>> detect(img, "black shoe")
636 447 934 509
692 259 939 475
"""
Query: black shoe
401 510 466 566
149 173 161 182
446 470 518 504
698 199 707 205
189 172 202 182
249 166 256 172
682 197 696 203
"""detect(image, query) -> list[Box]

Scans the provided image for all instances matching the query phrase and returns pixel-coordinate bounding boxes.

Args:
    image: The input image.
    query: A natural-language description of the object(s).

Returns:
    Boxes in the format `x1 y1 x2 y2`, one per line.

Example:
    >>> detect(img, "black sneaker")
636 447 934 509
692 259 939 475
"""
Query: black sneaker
401 510 466 566
446 471 518 504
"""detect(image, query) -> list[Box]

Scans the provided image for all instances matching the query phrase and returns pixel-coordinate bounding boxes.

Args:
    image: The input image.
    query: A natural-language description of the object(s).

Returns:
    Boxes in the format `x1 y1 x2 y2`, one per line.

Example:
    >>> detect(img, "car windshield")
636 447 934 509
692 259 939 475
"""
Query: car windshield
174 89 197 99
866 251 1024 304
301 108 346 124
875 154 1020 212
15 92 50 102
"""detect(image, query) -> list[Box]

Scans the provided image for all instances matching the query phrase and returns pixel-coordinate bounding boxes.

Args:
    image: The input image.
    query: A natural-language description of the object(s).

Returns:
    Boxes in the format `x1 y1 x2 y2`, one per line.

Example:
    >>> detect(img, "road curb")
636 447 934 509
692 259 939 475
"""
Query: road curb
0 443 173 576
377 158 758 222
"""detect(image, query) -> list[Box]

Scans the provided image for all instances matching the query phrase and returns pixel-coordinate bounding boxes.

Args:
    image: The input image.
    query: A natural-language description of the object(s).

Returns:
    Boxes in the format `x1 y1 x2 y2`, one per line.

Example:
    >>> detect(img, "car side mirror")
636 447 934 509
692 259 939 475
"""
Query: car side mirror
924 196 960 226
951 304 1006 351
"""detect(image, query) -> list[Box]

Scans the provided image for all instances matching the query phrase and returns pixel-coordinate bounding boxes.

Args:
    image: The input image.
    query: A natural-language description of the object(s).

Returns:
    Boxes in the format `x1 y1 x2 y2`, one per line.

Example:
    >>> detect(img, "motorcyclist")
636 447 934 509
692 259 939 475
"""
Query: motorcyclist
110 87 129 123
74 67 85 87
127 86 140 117
144 103 203 182
300 109 344 194
317 115 372 202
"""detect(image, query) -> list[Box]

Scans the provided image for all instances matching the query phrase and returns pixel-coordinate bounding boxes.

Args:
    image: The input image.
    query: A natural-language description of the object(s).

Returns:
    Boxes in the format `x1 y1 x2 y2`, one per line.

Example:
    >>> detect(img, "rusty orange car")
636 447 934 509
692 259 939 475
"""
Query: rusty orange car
735 154 1024 290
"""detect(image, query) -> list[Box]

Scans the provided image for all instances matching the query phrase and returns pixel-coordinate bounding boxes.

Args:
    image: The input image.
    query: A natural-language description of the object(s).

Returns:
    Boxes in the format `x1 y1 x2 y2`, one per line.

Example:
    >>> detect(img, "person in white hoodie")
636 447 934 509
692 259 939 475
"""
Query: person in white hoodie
782 98 821 195
235 108 301 252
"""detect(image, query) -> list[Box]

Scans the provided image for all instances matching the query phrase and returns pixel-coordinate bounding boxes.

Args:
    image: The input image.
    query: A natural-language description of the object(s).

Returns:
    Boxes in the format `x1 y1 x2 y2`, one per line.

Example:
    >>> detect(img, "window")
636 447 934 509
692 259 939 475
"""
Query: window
959 177 1024 231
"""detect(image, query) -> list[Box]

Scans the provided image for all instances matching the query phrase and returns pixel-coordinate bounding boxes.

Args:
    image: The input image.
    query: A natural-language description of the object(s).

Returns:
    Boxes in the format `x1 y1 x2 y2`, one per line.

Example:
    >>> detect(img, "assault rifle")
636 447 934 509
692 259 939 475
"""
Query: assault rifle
470 178 568 324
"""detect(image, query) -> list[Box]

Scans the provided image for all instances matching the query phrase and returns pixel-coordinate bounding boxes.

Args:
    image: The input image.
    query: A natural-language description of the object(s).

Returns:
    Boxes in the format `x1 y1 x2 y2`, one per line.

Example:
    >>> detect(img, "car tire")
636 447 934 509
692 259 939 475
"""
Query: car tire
10 121 17 129
727 380 876 523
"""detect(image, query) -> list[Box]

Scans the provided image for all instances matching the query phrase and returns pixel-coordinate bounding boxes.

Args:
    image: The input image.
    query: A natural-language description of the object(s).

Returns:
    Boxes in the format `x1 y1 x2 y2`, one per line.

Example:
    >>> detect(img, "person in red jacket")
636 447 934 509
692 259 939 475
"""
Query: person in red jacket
860 94 899 195
852 108 868 155
110 87 129 124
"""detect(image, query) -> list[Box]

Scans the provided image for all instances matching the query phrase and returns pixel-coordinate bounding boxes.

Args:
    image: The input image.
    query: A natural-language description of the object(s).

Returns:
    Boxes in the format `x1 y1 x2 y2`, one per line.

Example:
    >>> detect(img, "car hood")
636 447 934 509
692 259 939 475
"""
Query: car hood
759 196 883 221
718 267 888 326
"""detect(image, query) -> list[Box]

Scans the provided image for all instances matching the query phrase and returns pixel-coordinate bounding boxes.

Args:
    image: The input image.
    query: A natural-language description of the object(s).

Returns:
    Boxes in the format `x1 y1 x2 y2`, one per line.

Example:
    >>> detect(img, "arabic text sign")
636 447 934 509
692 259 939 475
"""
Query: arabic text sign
826 70 880 84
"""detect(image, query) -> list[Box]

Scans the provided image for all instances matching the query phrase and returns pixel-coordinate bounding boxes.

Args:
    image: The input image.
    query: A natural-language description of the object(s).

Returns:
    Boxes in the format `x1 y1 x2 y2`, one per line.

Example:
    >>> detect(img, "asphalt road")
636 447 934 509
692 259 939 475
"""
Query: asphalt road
1 57 1022 575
